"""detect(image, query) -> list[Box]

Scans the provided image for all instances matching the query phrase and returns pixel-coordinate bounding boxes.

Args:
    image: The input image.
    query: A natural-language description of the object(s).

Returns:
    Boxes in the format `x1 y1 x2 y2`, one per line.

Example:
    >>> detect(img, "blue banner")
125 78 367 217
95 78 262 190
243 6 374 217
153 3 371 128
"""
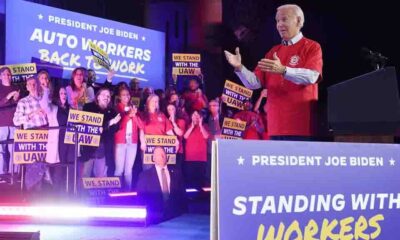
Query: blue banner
6 0 165 89
213 140 400 239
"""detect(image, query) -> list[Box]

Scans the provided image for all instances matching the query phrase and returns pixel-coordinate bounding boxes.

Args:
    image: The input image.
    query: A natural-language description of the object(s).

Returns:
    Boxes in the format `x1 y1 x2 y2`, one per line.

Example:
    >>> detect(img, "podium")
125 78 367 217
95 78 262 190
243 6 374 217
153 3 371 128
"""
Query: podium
328 67 400 143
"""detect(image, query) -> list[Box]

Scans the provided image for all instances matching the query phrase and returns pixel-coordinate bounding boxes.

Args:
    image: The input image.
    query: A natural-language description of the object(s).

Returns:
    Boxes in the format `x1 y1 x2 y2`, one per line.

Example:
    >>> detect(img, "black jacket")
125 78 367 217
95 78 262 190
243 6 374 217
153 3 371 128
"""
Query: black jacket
136 166 187 224
80 102 119 163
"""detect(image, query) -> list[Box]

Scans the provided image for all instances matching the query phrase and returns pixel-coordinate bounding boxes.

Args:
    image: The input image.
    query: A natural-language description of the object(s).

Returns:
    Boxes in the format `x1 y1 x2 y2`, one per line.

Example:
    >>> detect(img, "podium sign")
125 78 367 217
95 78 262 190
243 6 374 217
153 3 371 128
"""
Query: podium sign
211 140 400 240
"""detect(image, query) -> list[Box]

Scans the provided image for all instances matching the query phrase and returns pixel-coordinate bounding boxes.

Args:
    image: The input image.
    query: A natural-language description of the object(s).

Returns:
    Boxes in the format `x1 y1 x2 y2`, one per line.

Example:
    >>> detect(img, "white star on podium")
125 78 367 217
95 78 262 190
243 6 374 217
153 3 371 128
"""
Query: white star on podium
237 156 245 165
142 36 146 41
38 14 43 20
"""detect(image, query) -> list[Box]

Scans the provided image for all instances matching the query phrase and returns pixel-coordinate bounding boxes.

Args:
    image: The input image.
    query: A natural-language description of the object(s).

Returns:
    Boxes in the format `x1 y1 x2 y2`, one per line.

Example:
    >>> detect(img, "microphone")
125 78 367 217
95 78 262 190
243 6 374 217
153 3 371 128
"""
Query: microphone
361 47 388 61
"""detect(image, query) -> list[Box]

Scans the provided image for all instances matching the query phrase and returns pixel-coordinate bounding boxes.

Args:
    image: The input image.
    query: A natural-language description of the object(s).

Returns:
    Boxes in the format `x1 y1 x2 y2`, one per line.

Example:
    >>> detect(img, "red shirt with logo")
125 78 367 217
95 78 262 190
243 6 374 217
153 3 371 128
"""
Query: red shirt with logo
253 37 323 136
142 112 173 135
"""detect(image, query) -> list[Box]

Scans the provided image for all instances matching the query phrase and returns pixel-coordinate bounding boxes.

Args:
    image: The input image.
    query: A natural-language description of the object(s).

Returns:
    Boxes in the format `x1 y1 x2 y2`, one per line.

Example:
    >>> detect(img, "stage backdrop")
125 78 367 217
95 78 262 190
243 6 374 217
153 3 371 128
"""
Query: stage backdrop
6 0 165 89
211 140 400 240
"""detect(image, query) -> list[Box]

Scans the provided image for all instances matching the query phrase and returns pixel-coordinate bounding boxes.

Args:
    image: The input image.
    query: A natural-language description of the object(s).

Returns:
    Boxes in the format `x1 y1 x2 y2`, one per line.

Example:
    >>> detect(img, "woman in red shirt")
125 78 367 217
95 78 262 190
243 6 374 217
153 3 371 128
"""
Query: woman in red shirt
139 94 175 170
166 103 186 169
183 110 209 189
114 87 143 190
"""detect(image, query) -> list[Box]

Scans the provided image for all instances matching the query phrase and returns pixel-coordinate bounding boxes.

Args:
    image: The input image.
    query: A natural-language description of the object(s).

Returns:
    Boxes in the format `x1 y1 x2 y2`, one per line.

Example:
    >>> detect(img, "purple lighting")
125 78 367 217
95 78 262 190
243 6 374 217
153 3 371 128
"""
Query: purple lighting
109 188 212 197
0 205 147 222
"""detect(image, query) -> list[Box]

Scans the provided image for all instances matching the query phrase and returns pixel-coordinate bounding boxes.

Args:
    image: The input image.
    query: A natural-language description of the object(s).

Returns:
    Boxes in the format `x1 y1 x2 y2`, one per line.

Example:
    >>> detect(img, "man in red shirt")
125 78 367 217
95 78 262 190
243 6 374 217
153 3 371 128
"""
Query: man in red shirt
182 79 208 113
225 4 323 140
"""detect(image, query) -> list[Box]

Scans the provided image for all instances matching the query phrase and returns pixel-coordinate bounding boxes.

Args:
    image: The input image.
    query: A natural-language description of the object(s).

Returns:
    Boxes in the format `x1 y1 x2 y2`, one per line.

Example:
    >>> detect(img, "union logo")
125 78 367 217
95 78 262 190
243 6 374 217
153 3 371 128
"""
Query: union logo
289 55 300 66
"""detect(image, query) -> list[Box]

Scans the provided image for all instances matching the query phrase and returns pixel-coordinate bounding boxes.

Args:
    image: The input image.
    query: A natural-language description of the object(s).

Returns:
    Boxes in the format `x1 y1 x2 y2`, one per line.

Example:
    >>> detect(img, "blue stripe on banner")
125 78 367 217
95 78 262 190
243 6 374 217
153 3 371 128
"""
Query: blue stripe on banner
223 88 248 101
67 122 102 134
145 145 177 154
221 127 244 138
14 142 48 152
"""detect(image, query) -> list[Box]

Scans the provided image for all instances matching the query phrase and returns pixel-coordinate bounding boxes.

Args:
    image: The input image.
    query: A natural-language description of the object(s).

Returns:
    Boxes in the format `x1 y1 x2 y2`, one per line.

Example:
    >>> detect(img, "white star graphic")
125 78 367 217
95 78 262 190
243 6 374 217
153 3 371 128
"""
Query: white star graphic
237 156 245 165
38 14 43 20
142 36 146 41
389 158 396 166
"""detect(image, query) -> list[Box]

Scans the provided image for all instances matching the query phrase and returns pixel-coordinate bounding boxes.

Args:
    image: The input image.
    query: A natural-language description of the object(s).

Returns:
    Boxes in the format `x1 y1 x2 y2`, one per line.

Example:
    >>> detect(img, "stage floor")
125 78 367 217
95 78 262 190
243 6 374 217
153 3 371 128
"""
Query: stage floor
0 214 210 240
0 177 211 240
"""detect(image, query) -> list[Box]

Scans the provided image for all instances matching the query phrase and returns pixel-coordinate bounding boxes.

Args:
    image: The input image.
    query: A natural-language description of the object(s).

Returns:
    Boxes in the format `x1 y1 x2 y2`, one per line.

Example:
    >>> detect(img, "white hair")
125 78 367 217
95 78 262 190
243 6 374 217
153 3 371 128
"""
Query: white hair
277 4 305 28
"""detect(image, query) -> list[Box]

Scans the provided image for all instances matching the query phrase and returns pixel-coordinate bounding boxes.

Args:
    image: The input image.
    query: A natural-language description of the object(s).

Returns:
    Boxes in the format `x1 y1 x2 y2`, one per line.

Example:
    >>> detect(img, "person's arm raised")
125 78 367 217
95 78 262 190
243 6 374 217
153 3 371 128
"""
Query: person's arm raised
224 47 262 89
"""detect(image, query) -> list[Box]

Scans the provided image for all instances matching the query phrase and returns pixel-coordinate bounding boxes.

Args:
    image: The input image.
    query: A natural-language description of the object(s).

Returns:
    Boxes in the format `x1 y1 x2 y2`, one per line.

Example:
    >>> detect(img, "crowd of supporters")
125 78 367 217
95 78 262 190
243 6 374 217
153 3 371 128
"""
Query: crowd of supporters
0 66 269 193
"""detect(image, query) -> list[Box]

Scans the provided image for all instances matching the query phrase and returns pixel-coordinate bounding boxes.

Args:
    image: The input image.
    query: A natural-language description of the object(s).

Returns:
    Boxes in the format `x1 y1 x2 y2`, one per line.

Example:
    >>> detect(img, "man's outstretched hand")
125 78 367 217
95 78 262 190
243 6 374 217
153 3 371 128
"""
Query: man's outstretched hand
224 47 242 71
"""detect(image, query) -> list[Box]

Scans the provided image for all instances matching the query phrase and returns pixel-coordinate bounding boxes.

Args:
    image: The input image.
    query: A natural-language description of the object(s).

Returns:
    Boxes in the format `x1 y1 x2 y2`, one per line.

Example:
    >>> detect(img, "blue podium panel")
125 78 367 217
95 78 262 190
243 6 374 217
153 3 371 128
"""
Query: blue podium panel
212 140 400 240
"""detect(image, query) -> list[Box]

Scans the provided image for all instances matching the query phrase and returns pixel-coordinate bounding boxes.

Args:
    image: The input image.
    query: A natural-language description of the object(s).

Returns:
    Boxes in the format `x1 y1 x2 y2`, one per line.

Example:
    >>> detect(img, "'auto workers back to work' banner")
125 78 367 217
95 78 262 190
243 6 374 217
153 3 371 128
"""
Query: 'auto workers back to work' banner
6 0 165 89
211 140 400 240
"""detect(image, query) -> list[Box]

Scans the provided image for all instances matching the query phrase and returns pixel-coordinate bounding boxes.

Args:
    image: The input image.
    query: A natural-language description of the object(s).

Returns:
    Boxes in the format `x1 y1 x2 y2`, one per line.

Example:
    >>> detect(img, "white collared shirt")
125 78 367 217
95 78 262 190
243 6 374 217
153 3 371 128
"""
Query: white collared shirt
235 32 320 88
155 165 171 193
282 32 303 46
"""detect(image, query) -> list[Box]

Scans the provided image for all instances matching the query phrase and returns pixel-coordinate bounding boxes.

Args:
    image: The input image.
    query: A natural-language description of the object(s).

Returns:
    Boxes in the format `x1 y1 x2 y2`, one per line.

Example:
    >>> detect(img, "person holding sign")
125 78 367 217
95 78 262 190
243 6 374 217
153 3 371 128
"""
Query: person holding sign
136 147 186 224
0 67 20 175
140 94 175 170
114 87 143 190
80 88 121 178
0 67 20 176
224 4 323 140
13 77 51 191
87 68 116 94
234 101 264 140
183 111 209 189
66 67 95 110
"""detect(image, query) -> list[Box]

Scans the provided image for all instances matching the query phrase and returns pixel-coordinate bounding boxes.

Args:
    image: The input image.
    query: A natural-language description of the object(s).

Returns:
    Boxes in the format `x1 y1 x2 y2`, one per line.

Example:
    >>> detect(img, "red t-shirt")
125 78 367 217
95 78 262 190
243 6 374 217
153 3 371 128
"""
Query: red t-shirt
142 112 173 135
234 111 263 140
114 103 143 144
175 119 186 154
182 91 208 111
254 37 323 136
185 125 208 162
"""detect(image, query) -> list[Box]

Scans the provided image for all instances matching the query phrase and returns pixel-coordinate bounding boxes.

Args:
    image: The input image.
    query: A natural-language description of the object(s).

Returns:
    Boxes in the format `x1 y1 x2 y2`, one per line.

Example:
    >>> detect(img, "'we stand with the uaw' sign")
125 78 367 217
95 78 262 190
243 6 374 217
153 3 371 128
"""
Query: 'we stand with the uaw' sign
64 109 104 146
222 80 253 110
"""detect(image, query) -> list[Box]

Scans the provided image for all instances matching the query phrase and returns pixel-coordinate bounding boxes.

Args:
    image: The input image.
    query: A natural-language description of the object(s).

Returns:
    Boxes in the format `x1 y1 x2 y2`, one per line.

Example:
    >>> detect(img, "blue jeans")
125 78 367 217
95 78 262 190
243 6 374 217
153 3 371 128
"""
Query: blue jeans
114 142 138 190
82 157 107 178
